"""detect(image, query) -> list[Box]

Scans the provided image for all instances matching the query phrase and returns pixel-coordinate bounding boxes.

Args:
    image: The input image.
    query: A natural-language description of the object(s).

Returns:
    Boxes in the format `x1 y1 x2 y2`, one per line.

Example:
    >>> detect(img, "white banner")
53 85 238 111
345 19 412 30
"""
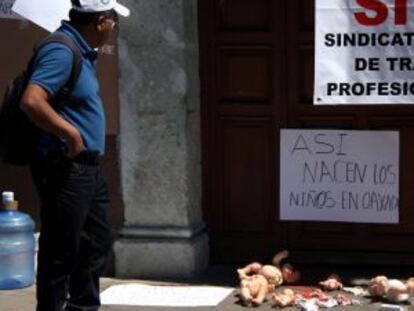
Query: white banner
0 0 21 19
315 0 414 104
101 284 234 307
280 129 399 223
12 0 70 32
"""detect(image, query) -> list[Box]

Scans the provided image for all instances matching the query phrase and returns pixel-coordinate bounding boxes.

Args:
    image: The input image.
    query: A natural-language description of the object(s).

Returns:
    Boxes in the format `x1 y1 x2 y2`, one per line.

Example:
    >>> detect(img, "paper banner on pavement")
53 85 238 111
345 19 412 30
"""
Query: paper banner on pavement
100 283 234 307
12 0 71 32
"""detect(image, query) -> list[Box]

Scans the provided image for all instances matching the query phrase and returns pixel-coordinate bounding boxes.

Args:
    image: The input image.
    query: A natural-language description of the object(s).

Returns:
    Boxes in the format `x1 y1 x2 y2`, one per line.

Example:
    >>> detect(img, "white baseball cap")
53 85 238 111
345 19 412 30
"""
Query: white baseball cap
72 0 130 17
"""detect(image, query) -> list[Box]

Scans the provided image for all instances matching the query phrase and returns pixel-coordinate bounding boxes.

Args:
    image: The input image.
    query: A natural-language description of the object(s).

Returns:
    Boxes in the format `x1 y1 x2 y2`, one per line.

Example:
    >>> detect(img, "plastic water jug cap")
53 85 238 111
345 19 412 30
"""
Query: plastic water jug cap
1 192 17 210
2 192 14 203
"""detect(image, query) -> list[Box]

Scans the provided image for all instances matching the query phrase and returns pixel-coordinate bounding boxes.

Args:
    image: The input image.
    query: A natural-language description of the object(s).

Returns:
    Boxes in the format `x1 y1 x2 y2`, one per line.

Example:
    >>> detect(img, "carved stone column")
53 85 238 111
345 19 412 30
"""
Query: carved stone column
115 0 208 278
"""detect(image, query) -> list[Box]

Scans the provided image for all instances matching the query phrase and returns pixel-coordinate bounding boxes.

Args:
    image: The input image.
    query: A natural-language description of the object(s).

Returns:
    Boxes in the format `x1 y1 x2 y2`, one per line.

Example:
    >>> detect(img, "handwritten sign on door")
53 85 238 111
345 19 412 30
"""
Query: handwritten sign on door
280 129 399 223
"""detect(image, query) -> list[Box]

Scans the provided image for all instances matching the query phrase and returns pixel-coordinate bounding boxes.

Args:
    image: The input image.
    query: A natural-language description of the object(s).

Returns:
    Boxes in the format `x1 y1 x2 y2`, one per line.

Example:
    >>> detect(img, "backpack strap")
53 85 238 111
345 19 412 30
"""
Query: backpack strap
33 32 83 96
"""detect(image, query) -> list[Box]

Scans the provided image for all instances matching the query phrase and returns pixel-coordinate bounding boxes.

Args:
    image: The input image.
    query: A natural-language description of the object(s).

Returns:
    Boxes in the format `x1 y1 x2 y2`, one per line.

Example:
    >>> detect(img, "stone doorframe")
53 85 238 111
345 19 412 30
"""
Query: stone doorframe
114 0 209 278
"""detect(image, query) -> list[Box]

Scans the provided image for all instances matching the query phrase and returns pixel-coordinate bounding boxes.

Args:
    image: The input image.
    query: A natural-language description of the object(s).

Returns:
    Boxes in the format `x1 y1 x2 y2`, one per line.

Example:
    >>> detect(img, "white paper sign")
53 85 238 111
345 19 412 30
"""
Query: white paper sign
315 0 414 104
0 0 21 18
12 0 70 32
280 129 399 223
100 283 234 307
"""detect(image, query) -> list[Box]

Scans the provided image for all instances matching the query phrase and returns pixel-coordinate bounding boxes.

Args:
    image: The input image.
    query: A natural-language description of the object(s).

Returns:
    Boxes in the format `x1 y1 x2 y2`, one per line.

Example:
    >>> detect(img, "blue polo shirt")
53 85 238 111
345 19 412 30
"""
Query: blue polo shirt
29 21 106 156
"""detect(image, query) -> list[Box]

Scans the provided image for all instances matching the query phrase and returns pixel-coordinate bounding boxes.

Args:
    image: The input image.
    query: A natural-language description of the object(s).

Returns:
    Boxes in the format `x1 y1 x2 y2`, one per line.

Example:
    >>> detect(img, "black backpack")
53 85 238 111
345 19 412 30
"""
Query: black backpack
0 32 83 166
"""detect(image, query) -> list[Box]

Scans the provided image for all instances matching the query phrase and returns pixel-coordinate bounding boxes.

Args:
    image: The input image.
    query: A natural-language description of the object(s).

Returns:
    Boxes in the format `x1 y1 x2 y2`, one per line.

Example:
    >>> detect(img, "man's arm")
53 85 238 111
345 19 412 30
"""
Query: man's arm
20 84 84 158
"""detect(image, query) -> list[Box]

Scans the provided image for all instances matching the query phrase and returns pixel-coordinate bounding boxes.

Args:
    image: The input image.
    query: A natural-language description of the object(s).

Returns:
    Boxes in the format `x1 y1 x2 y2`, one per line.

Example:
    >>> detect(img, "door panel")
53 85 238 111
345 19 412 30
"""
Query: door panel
218 47 273 104
219 117 276 233
218 0 273 32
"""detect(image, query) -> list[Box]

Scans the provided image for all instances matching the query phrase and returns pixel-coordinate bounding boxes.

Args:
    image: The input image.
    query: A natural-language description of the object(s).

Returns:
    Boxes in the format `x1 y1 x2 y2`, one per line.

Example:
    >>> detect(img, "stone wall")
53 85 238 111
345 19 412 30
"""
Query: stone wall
114 0 208 278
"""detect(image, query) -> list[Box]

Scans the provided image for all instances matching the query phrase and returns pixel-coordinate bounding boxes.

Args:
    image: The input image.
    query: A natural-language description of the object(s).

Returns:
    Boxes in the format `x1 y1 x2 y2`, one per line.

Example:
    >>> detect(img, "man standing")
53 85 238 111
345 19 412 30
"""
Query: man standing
20 1 130 310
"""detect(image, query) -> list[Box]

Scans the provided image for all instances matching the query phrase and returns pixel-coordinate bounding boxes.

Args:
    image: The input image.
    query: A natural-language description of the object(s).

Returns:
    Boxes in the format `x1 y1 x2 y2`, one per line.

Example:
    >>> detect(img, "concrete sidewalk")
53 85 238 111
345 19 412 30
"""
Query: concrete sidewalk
1 265 414 311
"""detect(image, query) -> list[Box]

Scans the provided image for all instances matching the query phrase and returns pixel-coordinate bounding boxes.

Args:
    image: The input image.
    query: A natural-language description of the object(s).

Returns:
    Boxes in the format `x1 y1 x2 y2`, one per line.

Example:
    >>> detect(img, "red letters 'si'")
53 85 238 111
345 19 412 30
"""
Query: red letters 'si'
354 0 407 26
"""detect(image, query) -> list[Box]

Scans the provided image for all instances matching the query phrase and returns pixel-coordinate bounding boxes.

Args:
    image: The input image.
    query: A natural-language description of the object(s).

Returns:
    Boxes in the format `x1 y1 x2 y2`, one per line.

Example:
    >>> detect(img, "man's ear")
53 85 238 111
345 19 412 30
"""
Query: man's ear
95 15 106 32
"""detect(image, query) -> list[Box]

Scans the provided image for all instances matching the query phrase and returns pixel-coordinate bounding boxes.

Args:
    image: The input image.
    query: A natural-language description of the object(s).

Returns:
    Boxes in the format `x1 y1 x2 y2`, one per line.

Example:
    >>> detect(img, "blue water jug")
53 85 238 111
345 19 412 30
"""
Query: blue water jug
0 192 35 290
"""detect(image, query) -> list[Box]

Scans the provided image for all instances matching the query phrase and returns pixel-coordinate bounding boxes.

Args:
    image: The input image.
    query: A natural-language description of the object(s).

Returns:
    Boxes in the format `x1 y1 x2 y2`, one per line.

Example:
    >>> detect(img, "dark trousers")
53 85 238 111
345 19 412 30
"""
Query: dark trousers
31 152 112 311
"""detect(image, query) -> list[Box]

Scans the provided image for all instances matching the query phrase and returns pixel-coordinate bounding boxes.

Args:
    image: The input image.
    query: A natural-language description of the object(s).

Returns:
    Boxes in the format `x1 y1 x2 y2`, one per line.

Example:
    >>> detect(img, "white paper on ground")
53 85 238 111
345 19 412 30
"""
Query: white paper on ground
100 283 234 307
12 0 71 32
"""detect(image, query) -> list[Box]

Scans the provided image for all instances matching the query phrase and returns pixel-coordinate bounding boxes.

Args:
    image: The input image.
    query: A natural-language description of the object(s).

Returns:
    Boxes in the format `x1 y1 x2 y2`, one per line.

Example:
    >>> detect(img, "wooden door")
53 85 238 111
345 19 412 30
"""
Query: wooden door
200 0 414 264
